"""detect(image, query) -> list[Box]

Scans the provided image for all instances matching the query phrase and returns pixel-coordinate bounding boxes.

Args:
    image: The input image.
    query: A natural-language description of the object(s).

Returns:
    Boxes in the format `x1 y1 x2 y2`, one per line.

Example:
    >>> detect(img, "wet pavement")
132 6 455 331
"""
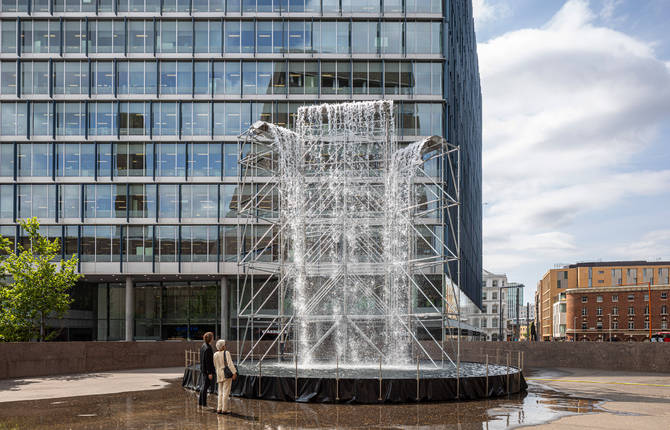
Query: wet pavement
0 375 605 430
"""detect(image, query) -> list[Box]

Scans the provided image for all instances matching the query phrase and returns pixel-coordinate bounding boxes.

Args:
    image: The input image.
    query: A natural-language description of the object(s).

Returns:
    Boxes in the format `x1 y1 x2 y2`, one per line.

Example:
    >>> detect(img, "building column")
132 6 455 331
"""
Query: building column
221 277 229 340
125 276 134 341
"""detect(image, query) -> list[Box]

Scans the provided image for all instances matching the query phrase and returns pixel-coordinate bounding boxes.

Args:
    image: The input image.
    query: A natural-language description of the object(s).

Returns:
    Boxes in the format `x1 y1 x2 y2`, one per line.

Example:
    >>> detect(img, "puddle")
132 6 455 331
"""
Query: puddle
0 379 606 429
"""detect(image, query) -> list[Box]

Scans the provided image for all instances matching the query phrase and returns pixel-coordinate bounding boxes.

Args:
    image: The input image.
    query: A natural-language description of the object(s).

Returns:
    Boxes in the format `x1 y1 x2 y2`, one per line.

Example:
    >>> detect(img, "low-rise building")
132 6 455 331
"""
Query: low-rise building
566 285 670 341
536 261 670 340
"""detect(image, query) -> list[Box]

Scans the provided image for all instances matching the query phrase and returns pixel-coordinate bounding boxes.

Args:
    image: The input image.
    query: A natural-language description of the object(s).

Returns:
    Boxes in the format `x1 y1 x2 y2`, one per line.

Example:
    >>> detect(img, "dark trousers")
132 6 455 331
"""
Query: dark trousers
199 373 213 406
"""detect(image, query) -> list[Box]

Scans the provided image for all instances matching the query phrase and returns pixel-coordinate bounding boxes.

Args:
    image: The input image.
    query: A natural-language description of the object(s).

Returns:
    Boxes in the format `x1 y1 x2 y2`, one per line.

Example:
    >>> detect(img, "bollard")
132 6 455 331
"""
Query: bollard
506 352 510 394
485 354 489 398
295 357 298 401
378 355 382 401
258 359 262 397
336 355 340 401
416 357 420 401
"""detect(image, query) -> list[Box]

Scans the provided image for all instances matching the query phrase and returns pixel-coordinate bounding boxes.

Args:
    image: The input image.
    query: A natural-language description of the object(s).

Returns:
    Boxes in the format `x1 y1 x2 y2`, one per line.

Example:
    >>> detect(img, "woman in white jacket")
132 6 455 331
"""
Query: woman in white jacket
213 339 237 414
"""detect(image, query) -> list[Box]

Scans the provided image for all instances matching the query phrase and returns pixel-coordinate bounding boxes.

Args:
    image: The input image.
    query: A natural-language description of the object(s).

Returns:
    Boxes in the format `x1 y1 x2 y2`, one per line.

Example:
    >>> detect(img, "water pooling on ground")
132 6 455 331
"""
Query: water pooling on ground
0 378 605 430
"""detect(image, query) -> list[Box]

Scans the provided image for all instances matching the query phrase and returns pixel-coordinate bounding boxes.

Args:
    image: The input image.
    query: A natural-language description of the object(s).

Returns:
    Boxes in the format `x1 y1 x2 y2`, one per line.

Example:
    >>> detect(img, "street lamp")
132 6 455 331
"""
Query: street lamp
609 313 612 342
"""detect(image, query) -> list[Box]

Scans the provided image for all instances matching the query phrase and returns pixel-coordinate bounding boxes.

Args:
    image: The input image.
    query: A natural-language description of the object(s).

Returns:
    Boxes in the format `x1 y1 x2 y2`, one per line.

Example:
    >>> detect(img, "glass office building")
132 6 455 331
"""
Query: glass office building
0 0 481 340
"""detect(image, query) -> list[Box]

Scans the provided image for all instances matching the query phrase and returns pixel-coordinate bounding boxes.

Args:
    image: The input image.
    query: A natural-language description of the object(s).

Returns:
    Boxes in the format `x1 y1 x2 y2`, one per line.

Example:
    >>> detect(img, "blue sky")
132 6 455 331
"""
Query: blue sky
474 0 670 303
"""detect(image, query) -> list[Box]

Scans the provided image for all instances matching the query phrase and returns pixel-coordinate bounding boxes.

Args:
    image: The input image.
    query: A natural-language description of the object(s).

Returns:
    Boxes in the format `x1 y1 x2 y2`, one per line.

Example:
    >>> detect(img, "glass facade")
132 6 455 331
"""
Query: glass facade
0 0 482 340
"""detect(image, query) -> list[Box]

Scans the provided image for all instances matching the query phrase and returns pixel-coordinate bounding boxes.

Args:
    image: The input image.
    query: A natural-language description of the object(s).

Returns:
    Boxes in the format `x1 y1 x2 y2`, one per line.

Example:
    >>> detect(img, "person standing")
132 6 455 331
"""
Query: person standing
198 332 216 408
213 339 237 414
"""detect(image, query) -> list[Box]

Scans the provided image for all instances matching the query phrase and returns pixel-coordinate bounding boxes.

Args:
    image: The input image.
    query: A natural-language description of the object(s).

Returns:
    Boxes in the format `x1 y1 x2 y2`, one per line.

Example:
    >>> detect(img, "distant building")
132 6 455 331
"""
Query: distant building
566 285 669 341
537 261 670 341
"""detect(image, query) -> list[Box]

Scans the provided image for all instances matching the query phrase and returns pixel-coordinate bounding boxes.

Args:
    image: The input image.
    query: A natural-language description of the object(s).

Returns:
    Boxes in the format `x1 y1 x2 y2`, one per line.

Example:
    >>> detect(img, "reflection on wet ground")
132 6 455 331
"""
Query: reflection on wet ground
0 378 604 430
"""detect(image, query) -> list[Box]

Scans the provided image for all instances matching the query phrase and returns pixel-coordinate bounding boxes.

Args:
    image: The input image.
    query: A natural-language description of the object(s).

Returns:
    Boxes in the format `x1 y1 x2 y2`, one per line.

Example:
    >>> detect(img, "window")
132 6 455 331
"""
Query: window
55 103 86 136
581 323 587 330
56 143 95 176
492 318 498 327
482 292 487 301
581 307 587 316
0 62 16 95
612 321 618 329
612 268 622 285
662 321 668 330
64 20 86 54
582 296 587 303
596 295 603 303
125 226 154 263
626 268 637 284
157 143 186 177
353 62 383 95
596 321 603 330
1 102 27 136
128 184 156 218
491 304 498 314
157 20 193 53
644 305 649 315
612 306 618 315
92 62 114 95
188 143 222 177
492 291 497 300
321 61 351 96
89 20 125 54
596 307 602 316
661 305 667 315
59 184 81 219
559 303 566 313
643 268 653 284
81 225 121 263
153 102 179 136
128 20 155 53
195 20 222 54
22 20 60 54
628 306 635 315
84 184 127 219
628 294 635 301
181 185 217 219
644 294 649 301
21 62 49 95
114 143 152 177
88 102 116 136
481 318 487 328
17 185 56 219
160 61 192 95
662 292 668 300
628 321 634 330
314 21 349 54
406 22 441 54
0 185 13 219
120 103 150 136
612 295 618 302
18 143 52 177
181 226 218 262
659 268 669 285
158 185 179 219
118 61 158 95
181 103 211 137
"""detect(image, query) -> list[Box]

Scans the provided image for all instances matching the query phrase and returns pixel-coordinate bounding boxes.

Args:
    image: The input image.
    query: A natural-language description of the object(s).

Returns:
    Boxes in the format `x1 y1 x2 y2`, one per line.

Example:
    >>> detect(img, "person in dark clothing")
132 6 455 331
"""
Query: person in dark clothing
198 332 216 408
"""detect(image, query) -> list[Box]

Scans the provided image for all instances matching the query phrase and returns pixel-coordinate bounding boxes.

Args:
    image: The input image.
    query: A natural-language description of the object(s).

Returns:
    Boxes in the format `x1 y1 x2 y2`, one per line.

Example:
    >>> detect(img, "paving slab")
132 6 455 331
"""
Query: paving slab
0 367 184 403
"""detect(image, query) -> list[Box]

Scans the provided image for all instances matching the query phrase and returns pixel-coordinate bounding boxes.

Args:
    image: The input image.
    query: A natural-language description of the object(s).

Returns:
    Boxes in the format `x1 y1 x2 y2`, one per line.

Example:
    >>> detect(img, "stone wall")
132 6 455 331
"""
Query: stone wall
448 341 670 373
2 340 669 380
0 341 271 380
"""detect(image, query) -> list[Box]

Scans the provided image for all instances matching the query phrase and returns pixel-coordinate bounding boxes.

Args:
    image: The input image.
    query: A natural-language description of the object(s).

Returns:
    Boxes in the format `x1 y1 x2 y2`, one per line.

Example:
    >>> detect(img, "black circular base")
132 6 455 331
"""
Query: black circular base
226 361 527 404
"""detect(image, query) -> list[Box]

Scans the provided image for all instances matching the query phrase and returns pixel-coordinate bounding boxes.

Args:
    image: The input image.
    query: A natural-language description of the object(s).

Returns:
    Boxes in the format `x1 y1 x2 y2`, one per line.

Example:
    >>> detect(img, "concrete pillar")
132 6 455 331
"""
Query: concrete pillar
221 277 229 340
125 276 134 341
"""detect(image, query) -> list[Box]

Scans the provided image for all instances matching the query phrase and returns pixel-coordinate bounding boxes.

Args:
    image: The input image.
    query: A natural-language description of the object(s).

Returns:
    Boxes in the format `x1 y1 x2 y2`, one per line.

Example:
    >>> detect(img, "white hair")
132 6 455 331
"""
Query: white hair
215 339 226 351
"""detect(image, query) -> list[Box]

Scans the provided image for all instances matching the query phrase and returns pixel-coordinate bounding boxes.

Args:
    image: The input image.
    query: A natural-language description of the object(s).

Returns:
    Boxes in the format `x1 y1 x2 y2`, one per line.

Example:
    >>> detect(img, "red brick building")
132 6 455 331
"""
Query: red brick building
566 286 670 341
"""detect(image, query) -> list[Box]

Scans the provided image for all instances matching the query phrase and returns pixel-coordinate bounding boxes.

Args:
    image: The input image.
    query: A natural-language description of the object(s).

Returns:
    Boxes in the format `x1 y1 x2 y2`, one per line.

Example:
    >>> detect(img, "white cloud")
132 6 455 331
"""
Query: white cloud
479 0 670 279
612 230 670 261
472 0 510 28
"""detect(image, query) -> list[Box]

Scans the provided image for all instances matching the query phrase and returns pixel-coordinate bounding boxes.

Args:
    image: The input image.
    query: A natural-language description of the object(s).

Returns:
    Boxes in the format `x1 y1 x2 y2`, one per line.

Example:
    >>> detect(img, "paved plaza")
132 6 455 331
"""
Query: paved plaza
0 367 668 429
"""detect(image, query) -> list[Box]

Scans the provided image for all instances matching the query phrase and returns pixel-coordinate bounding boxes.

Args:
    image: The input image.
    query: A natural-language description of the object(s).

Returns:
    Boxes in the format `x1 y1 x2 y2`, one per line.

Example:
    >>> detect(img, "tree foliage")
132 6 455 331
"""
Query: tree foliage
0 218 82 341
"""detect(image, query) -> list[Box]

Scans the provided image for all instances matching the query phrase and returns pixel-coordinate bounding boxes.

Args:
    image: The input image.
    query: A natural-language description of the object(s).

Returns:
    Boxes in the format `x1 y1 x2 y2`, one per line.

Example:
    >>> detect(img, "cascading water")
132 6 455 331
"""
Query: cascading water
267 100 431 367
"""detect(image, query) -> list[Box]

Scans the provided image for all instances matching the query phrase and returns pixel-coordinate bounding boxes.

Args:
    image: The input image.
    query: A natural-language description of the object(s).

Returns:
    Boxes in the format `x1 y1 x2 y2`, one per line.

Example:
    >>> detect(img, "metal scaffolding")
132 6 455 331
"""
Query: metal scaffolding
234 101 461 369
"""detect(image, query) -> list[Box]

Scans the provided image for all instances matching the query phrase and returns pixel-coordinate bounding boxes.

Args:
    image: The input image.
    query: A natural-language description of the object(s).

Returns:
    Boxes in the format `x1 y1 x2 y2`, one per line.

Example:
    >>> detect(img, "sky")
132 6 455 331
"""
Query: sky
472 0 670 304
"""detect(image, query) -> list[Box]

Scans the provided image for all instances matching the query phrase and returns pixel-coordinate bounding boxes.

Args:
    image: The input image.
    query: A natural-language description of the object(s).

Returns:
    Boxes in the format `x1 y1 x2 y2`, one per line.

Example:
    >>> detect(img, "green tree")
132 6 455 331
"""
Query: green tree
0 218 82 341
